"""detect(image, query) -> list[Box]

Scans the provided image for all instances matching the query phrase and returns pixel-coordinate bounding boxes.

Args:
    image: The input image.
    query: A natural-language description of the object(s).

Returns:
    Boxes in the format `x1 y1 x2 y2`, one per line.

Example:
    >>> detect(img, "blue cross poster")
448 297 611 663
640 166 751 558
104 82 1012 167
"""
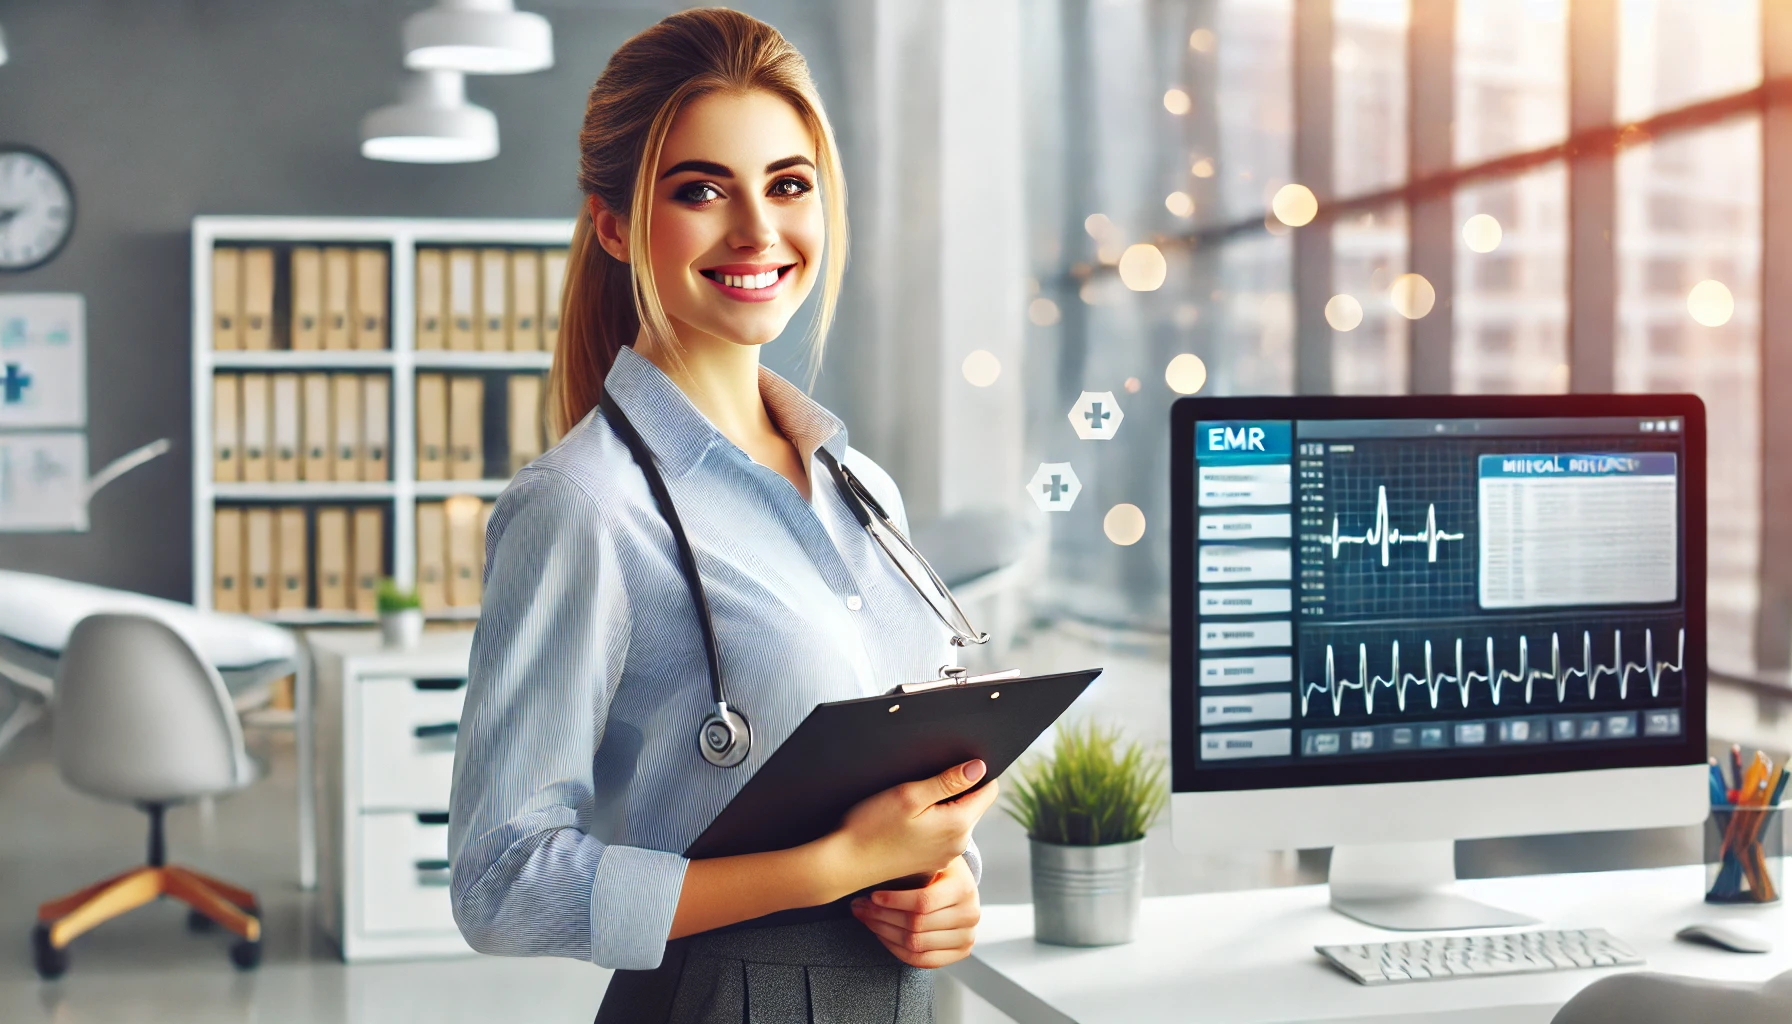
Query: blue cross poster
0 294 88 530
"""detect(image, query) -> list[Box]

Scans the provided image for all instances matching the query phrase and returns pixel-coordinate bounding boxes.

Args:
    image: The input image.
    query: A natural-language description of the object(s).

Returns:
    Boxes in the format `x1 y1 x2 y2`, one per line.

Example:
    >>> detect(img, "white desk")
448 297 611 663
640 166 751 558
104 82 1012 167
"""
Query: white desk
948 865 1791 1023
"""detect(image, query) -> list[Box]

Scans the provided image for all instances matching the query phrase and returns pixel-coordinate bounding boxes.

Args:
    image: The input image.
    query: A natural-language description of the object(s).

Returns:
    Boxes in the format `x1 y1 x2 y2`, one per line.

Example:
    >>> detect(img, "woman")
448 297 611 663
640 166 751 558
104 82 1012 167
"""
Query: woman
447 9 997 1023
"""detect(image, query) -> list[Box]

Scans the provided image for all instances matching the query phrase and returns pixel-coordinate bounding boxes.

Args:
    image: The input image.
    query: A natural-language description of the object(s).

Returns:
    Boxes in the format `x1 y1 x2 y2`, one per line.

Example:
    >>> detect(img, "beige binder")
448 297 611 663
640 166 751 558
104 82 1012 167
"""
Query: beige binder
212 247 242 350
213 507 244 612
300 373 332 482
332 374 362 482
213 374 241 483
241 247 275 350
362 374 390 481
314 507 350 611
239 373 271 483
510 249 541 351
508 374 544 474
353 248 389 351
541 248 568 351
276 506 309 611
478 248 510 351
445 496 482 608
448 375 485 481
244 507 275 614
447 248 477 350
271 373 301 482
351 506 384 614
416 373 448 481
416 502 449 612
323 247 353 350
416 248 445 350
290 246 323 351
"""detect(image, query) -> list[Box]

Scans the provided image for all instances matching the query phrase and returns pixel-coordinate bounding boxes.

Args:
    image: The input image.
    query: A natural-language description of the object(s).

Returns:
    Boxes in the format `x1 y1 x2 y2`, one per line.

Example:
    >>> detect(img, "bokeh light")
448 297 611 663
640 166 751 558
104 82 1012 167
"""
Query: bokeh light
1123 377 1141 393
1390 273 1436 320
1083 213 1114 240
961 349 1001 387
1165 191 1195 218
1462 213 1502 253
1271 183 1318 227
1263 212 1291 237
1191 157 1215 178
1324 294 1363 331
1165 353 1208 394
1687 279 1735 327
1188 27 1216 53
1103 504 1147 546
1163 88 1192 116
1028 297 1061 326
1117 244 1167 291
1096 242 1123 265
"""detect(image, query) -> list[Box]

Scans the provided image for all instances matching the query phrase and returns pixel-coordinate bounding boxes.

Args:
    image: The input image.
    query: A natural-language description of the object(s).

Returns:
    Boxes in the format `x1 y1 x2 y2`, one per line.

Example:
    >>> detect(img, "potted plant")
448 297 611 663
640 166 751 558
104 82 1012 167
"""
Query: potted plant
1004 720 1168 946
376 579 424 649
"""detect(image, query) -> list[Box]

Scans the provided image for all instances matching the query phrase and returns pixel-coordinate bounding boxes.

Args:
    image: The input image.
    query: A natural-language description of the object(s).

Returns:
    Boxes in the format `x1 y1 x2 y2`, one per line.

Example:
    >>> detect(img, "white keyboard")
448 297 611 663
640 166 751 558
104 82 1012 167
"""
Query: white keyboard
1317 928 1645 985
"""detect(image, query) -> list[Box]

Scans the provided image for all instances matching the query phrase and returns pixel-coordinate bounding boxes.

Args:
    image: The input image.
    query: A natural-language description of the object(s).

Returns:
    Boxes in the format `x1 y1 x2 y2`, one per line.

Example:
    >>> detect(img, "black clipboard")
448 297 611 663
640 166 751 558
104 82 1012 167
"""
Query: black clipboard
684 667 1102 861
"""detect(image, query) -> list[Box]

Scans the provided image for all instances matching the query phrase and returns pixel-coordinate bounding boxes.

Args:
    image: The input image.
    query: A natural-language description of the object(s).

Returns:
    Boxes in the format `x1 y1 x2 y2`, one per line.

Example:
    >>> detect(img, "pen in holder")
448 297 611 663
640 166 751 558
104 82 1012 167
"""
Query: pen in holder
1706 749 1788 905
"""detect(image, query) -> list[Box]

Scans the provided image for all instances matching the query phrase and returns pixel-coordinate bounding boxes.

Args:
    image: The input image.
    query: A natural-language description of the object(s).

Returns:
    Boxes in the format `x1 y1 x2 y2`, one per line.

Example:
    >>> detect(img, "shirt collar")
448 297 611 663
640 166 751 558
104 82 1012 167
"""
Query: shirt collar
602 345 849 479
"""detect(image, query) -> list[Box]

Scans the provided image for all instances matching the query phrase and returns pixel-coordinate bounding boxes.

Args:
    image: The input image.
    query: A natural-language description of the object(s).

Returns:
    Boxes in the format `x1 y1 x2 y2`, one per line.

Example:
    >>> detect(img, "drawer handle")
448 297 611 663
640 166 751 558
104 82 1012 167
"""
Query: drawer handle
413 678 466 691
414 722 458 739
417 811 450 826
415 858 452 871
415 858 452 887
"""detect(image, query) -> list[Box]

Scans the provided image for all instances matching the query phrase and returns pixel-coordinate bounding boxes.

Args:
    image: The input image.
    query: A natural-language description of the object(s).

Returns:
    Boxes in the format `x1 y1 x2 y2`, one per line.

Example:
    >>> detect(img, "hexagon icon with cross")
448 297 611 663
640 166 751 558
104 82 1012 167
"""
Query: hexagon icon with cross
1069 390 1123 440
1027 462 1082 512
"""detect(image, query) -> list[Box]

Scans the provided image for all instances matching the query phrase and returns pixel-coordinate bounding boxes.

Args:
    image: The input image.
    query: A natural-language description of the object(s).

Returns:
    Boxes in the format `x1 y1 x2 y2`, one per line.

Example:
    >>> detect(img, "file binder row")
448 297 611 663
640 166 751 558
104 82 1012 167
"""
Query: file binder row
415 499 494 612
213 505 385 615
415 372 547 481
212 245 390 351
415 247 568 352
213 373 391 483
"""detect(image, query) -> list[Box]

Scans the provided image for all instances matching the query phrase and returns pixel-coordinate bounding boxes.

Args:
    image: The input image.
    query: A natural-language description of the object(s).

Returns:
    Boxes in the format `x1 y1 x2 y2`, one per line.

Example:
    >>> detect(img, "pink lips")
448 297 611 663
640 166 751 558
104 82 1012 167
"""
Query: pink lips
699 263 795 304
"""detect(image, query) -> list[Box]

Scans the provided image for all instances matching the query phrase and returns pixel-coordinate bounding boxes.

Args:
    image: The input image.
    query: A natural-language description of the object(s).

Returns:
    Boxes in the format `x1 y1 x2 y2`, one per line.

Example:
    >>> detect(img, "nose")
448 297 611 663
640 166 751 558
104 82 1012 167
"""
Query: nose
727 193 779 253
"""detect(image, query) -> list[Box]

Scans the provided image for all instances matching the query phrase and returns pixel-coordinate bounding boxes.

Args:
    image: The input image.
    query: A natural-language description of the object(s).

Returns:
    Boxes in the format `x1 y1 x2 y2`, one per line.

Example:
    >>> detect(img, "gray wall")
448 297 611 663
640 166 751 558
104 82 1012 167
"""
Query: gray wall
0 0 867 601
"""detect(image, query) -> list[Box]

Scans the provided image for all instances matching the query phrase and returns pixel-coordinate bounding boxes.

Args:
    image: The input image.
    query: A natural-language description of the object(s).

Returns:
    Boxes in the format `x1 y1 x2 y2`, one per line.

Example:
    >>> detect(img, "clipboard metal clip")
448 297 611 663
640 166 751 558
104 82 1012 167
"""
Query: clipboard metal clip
891 667 1023 696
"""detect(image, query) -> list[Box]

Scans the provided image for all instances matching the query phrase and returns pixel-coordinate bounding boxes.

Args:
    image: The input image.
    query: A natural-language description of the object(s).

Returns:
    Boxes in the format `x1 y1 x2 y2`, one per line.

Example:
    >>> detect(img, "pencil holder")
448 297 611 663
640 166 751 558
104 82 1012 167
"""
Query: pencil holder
1705 803 1784 904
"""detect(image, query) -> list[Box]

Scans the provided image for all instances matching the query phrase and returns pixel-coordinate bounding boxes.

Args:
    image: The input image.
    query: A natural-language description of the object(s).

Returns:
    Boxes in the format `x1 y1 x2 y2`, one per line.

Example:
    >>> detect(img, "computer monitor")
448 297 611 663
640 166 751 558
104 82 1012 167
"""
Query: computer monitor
1170 395 1709 930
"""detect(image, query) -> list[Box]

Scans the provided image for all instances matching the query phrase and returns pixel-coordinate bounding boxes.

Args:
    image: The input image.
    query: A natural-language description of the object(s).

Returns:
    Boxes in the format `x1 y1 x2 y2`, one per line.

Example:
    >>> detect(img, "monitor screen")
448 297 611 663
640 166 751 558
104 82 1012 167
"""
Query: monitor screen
1170 396 1705 793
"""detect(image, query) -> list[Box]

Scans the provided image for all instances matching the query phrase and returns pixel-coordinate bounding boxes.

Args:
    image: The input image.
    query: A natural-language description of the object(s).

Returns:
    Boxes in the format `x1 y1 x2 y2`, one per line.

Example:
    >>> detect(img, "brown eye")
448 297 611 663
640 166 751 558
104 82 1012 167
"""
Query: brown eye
676 181 722 204
770 176 813 199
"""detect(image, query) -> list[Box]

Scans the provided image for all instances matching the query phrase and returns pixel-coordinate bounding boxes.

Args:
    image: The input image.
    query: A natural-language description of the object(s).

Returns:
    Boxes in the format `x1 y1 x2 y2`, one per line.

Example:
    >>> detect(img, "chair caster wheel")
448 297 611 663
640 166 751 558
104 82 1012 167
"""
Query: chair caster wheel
229 937 261 970
187 908 216 932
32 923 68 980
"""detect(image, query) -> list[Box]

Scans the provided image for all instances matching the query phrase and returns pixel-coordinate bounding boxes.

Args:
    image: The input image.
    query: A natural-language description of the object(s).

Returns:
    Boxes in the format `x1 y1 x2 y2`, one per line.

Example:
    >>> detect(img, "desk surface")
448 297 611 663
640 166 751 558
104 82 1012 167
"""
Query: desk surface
950 865 1791 1024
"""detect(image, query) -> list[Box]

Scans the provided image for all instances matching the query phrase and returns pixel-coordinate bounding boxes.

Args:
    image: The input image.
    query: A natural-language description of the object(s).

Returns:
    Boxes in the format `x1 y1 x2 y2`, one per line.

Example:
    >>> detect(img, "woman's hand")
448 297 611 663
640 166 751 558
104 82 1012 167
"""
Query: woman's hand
851 855 981 969
828 759 999 892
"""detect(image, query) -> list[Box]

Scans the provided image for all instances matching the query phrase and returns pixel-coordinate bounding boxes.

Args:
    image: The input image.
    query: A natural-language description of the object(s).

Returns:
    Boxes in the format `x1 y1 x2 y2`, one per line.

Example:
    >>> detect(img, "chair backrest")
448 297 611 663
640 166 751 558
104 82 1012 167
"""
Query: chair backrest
52 613 252 804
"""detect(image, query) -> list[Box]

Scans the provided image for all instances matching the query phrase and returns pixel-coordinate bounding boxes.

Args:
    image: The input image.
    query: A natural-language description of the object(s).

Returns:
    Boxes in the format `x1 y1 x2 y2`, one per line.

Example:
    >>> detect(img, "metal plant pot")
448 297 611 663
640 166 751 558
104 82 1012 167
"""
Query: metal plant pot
380 608 424 649
1030 837 1145 946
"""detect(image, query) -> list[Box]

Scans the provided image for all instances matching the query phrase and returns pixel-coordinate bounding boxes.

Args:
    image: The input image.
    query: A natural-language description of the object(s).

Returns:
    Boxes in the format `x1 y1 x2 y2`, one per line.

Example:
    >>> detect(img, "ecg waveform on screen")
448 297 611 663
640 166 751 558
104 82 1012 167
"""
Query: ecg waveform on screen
1298 627 1686 716
1323 484 1466 567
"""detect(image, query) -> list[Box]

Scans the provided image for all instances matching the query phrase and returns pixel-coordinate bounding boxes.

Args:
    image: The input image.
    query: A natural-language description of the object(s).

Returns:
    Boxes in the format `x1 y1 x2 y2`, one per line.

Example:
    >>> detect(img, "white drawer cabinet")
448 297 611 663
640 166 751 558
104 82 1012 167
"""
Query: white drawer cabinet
310 629 478 961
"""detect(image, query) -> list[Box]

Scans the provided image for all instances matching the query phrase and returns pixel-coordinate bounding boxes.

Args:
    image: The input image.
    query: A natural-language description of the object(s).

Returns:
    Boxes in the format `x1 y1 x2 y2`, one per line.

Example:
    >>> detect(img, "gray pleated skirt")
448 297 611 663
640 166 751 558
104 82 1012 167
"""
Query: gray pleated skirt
594 917 933 1024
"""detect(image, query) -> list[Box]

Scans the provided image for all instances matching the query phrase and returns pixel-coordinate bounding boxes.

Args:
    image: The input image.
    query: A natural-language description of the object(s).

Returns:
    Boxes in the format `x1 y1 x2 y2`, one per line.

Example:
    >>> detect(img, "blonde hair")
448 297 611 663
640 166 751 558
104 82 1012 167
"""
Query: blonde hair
548 7 848 438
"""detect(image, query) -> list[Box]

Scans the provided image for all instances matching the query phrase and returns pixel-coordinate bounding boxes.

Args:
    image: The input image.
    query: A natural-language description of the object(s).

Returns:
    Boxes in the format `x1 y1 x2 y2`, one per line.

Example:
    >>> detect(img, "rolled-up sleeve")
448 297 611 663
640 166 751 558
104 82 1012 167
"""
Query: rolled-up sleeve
447 469 689 969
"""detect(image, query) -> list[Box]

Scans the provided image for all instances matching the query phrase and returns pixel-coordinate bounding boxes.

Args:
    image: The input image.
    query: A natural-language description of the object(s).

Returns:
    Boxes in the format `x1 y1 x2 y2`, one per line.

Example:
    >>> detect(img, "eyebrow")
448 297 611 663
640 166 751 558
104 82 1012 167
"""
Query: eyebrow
659 155 815 180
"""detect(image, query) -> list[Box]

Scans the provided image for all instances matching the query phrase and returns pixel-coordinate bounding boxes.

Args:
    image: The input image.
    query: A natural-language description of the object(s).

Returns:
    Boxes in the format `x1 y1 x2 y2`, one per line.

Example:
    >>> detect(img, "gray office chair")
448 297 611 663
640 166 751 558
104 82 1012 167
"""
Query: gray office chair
1552 967 1792 1023
31 613 263 978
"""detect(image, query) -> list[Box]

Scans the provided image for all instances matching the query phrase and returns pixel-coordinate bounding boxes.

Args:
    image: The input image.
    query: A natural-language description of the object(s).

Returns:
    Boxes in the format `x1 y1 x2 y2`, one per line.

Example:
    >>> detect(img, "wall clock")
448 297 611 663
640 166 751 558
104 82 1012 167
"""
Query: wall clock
0 145 76 272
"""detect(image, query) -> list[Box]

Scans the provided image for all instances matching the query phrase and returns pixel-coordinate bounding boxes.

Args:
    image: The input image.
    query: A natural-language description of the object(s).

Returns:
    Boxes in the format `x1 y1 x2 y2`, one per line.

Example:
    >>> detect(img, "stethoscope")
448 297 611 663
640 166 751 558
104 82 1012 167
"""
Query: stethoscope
599 388 989 768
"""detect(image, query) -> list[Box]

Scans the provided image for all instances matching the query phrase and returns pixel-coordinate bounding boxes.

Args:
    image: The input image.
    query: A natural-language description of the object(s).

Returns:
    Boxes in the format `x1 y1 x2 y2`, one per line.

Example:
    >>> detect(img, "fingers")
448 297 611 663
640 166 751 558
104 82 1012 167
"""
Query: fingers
857 914 977 964
853 897 979 935
868 862 976 916
923 759 986 806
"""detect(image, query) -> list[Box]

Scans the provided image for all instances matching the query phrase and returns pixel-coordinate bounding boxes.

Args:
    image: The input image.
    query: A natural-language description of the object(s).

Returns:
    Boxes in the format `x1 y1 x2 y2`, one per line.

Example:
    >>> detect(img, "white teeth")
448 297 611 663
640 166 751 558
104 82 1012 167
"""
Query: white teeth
716 270 779 290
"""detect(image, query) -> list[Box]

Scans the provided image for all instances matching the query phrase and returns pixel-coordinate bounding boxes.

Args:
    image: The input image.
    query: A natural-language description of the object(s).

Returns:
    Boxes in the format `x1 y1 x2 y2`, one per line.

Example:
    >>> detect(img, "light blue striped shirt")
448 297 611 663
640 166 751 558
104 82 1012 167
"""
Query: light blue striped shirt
448 345 978 970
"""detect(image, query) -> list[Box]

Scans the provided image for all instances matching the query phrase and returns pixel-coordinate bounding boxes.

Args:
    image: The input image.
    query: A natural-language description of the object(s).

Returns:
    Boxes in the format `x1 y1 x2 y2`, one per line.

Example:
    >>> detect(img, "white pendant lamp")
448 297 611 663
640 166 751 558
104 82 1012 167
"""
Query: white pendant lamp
360 70 499 163
403 0 553 75
0 20 10 66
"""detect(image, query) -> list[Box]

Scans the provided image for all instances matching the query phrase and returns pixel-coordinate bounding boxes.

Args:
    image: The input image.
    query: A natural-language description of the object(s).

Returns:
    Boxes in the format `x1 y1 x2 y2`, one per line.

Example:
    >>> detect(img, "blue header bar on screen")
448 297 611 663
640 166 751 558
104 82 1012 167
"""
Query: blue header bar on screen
1197 421 1292 463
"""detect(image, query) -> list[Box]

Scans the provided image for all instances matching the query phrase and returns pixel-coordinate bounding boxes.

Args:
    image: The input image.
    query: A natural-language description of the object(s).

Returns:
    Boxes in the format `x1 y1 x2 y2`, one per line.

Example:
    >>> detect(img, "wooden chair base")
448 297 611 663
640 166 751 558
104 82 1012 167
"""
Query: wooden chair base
36 864 260 950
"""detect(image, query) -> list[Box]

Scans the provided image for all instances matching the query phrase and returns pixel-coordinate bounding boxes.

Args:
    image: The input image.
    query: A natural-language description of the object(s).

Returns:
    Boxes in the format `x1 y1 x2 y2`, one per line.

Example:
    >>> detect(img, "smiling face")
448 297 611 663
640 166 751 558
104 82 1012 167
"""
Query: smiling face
626 89 824 352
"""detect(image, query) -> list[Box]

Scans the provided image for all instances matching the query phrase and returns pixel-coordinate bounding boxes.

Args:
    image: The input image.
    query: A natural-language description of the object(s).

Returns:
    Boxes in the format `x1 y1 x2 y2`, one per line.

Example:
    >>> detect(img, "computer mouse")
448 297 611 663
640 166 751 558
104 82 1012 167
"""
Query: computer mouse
1675 921 1774 954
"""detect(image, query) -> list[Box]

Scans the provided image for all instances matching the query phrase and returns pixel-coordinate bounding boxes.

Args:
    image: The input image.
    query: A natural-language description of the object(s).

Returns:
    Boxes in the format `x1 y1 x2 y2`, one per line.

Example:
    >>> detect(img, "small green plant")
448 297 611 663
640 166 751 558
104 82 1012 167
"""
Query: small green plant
376 578 421 614
1003 720 1168 846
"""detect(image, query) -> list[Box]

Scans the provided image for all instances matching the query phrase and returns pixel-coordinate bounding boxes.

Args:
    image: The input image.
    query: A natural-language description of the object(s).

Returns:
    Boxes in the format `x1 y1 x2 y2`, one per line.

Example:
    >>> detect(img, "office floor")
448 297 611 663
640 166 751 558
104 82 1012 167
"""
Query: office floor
0 620 1778 1023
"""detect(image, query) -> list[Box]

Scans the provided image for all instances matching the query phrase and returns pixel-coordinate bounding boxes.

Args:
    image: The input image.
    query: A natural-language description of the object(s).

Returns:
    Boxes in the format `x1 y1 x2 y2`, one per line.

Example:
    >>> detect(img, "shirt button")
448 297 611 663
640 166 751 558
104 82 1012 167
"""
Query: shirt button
845 595 863 611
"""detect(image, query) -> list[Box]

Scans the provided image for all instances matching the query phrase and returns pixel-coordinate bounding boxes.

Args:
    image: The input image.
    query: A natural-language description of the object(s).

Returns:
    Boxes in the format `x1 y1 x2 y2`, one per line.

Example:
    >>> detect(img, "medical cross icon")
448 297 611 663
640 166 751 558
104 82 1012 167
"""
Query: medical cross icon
1027 462 1081 512
1068 391 1123 440
1 362 31 405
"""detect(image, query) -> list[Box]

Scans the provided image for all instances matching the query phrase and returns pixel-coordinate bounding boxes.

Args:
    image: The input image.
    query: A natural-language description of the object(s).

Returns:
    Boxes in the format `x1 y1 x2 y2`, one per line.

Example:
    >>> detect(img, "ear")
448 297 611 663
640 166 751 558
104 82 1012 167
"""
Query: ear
589 195 630 264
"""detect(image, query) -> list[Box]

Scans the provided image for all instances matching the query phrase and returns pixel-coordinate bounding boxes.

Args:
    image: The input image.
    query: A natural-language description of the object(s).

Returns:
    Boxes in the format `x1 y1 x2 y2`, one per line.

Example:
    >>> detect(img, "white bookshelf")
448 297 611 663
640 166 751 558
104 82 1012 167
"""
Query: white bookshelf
191 216 575 623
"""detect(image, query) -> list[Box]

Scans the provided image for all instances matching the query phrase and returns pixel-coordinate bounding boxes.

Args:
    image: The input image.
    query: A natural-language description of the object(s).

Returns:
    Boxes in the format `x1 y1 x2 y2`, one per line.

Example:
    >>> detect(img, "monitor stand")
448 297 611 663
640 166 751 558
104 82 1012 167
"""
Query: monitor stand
1329 841 1539 931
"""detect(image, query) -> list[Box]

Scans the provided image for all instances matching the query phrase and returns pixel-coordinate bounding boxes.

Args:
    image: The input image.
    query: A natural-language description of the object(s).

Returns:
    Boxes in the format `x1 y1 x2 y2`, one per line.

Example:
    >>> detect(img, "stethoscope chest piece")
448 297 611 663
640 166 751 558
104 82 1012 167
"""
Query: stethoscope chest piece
698 704 753 768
